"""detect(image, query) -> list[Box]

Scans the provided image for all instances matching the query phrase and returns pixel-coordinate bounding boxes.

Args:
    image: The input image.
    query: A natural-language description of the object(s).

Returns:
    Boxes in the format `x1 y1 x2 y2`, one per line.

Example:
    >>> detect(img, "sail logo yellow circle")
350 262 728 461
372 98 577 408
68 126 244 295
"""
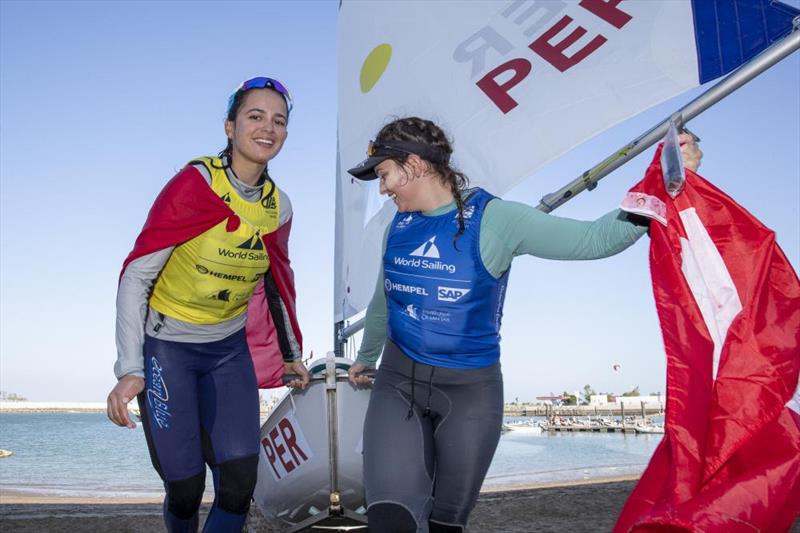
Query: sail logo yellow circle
360 44 392 93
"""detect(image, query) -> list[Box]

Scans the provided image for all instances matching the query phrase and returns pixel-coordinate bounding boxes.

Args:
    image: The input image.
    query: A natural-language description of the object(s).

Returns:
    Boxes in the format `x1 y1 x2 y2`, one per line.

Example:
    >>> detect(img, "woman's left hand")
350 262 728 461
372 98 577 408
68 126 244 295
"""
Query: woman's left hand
284 360 310 389
679 133 703 173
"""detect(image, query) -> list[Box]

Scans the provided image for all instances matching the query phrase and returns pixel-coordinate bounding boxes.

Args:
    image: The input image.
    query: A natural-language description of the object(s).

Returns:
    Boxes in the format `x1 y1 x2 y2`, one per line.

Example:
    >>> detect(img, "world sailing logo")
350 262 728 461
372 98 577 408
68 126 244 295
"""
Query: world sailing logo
394 235 456 274
410 236 440 258
237 230 264 250
396 214 414 229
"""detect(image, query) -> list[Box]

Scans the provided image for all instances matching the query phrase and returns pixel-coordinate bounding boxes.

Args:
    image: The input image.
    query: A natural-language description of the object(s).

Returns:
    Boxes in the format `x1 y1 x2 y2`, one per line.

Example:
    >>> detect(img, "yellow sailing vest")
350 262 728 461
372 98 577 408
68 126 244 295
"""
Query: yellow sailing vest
149 157 280 324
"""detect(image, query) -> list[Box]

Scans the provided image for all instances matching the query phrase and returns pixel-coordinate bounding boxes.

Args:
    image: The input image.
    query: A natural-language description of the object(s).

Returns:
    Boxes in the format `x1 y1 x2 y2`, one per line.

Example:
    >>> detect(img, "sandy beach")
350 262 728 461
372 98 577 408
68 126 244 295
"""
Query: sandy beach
0 478 632 532
2 479 798 532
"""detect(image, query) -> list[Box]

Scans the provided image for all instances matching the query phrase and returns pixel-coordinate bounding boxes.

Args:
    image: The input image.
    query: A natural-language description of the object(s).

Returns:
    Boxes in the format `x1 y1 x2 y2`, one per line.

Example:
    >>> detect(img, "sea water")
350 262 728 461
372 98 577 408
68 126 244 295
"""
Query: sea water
485 417 662 489
0 412 661 498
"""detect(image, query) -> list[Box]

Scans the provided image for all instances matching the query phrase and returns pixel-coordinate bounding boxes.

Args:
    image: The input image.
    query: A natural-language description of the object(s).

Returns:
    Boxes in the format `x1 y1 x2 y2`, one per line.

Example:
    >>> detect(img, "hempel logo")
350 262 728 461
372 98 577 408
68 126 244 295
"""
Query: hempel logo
385 278 429 296
410 236 440 258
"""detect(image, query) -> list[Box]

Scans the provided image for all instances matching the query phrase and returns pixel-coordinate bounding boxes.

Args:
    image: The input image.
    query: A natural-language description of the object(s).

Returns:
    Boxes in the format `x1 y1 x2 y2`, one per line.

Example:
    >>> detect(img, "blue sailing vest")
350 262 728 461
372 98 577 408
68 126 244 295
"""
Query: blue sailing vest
385 188 509 369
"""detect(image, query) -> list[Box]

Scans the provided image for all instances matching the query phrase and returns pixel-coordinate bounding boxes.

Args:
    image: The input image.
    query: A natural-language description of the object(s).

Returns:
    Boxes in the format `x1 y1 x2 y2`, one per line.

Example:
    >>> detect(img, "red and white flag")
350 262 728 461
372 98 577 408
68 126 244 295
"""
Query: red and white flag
615 148 800 532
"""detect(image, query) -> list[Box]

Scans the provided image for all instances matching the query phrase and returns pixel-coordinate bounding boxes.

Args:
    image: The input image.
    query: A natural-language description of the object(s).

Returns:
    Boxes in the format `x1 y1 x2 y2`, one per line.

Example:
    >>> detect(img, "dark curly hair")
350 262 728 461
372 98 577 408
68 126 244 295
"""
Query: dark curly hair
375 117 470 244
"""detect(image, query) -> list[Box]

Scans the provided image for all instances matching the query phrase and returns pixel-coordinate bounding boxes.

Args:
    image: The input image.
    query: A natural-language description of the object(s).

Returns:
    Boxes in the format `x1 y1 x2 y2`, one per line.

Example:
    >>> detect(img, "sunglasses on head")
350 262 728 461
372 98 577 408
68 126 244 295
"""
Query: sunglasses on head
366 140 449 166
227 76 293 115
367 140 414 157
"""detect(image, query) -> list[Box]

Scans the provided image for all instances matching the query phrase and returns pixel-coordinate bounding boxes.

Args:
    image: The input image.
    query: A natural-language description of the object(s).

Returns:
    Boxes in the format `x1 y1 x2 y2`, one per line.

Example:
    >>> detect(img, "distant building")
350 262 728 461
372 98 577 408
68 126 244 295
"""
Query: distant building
614 395 663 408
535 395 565 406
589 394 609 406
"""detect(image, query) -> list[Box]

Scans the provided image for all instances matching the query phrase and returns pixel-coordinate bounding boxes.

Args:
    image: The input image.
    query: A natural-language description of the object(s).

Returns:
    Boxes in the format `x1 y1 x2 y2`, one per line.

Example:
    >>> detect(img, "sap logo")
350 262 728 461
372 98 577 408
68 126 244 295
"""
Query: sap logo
410 236 439 258
437 287 471 303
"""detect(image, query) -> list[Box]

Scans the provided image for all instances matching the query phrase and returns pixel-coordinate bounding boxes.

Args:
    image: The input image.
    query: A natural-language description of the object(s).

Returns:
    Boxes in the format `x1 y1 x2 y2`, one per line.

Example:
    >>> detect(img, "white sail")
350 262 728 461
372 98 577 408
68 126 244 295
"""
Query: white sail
334 0 798 321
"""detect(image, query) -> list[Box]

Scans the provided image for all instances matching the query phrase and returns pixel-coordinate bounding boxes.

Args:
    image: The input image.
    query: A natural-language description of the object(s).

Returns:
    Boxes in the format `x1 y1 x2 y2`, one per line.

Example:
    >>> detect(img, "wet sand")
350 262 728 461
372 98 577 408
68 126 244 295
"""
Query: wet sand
2 480 798 532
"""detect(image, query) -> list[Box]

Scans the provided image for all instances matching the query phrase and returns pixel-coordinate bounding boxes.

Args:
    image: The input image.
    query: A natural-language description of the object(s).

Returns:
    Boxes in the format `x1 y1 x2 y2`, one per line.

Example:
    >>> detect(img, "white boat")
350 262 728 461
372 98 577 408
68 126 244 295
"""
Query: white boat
253 355 371 531
503 420 543 434
635 425 666 434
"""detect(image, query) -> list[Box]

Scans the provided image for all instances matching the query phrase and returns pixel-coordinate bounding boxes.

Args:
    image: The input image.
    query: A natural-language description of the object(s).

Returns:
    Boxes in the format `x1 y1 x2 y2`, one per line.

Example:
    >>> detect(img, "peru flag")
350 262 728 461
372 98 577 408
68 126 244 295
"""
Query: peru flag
615 148 800 532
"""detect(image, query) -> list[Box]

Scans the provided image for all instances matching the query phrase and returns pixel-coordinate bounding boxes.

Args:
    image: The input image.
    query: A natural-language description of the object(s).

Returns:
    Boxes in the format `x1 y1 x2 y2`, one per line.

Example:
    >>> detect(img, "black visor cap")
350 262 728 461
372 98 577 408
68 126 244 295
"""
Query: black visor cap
347 141 448 181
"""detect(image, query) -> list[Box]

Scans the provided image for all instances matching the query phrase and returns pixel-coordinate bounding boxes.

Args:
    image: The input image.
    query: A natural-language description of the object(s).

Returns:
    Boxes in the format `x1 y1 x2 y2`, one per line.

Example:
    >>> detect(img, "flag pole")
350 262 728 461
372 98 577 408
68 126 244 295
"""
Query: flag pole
536 21 800 213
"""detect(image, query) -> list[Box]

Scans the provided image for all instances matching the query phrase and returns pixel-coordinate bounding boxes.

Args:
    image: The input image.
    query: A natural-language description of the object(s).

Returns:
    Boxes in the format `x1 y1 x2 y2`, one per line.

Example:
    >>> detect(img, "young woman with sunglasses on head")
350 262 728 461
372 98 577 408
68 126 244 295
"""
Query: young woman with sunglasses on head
106 77 310 533
346 117 701 533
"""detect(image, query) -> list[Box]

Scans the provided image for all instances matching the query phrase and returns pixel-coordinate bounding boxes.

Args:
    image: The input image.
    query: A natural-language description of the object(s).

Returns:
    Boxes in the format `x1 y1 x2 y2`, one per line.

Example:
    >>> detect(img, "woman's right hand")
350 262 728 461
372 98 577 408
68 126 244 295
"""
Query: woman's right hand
348 362 373 387
107 375 145 429
678 133 703 172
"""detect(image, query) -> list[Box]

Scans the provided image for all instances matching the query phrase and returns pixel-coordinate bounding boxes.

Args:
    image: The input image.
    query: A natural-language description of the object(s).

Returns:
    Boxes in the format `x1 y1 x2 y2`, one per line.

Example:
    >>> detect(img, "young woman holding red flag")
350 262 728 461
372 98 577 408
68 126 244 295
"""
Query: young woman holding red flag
346 116 700 533
107 77 309 532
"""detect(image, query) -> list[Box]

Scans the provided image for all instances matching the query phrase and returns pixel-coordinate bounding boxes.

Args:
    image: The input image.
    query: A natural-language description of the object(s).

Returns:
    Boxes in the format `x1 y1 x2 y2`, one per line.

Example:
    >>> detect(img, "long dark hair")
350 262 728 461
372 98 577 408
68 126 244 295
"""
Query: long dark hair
375 117 470 244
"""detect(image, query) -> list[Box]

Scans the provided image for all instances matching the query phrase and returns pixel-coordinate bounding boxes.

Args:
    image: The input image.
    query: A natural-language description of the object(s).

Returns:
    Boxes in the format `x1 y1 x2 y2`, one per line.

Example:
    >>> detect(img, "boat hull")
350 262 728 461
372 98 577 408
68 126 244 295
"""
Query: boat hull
253 357 370 529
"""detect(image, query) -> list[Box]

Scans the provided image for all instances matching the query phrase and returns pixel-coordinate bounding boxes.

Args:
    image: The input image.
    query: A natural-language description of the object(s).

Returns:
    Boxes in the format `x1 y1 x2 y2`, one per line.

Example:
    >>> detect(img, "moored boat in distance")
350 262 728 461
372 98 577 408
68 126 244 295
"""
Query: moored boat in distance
503 420 543 434
634 424 665 434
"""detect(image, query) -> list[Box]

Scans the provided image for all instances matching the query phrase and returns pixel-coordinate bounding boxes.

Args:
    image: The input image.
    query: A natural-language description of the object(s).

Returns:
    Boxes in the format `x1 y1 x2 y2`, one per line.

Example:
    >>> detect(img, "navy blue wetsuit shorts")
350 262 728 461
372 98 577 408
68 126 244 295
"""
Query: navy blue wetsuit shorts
138 328 260 532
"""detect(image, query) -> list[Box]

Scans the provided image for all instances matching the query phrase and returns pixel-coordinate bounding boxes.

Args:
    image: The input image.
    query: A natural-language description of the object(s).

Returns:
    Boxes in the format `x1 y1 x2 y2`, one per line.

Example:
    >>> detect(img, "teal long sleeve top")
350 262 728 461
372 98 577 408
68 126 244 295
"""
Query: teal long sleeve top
356 197 647 366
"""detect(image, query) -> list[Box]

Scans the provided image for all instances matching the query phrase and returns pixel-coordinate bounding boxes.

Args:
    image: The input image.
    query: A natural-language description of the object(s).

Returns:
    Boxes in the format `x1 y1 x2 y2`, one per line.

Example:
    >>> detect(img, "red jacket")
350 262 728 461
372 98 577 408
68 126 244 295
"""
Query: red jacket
120 164 302 388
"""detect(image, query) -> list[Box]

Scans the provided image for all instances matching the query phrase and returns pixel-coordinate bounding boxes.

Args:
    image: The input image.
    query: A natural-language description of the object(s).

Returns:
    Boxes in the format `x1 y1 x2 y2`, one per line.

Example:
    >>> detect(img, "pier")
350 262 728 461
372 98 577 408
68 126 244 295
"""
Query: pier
540 423 637 433
503 402 666 435
503 403 663 417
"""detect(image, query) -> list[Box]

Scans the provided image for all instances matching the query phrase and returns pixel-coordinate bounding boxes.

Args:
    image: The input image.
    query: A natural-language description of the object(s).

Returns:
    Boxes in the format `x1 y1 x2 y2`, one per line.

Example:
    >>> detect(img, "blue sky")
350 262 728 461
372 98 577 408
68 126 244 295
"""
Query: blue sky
1 1 798 402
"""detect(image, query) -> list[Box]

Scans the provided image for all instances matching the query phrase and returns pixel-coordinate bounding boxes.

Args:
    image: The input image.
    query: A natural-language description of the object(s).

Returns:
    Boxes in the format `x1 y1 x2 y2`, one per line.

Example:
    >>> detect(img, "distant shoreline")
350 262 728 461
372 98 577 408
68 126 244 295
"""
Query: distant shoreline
0 402 107 413
0 402 280 414
0 475 640 504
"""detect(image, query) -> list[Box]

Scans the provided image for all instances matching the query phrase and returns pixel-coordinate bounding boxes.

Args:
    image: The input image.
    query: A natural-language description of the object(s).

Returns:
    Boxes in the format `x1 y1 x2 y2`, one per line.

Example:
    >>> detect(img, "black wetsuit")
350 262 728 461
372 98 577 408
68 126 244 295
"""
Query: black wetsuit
363 341 504 533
